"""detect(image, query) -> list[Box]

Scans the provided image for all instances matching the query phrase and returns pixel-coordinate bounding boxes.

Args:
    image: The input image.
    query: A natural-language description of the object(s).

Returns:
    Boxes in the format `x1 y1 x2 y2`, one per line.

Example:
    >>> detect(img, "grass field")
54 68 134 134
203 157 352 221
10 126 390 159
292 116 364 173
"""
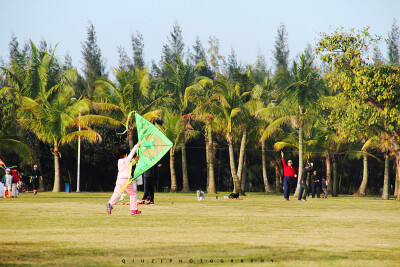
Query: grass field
1 191 399 266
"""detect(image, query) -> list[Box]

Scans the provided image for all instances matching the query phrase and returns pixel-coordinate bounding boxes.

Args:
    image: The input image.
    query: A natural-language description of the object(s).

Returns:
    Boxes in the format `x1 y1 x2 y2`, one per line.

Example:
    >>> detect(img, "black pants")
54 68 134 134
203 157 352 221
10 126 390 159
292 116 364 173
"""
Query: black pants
312 183 321 198
142 174 154 202
32 178 39 190
283 176 292 199
298 181 308 200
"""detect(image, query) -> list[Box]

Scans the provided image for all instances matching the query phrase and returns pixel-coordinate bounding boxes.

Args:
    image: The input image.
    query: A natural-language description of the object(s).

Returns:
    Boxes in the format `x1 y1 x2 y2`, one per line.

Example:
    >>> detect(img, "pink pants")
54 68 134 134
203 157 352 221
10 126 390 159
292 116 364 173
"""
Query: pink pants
108 178 138 211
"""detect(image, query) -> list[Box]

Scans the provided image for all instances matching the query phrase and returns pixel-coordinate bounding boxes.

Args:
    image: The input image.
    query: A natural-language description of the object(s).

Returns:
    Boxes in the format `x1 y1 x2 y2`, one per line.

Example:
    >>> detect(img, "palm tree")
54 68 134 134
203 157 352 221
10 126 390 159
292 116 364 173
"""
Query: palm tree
158 110 185 192
18 69 100 192
251 76 276 193
257 54 326 196
0 88 34 164
94 67 164 148
189 76 220 193
230 68 259 190
214 72 255 196
162 56 200 192
1 41 70 190
0 131 35 166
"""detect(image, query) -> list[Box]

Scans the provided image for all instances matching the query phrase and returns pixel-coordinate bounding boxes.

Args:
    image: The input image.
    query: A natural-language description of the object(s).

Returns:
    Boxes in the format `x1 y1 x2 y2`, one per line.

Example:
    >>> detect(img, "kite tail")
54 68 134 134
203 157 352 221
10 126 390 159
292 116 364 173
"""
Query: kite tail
117 111 135 135
1 165 17 170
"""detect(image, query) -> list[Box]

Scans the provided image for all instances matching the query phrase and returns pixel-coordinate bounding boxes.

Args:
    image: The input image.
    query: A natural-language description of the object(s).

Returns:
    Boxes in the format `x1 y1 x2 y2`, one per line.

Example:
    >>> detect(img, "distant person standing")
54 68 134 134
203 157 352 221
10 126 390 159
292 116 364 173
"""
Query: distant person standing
11 169 21 198
298 163 313 201
311 170 321 198
281 151 297 201
2 168 12 198
31 165 43 195
321 177 328 198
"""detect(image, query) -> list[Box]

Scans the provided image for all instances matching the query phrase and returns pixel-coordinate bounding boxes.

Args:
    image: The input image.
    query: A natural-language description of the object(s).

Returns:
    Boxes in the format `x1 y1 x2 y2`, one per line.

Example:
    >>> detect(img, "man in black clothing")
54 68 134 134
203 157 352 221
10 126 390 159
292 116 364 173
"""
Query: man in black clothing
140 163 161 205
31 165 43 195
311 170 321 198
298 163 314 201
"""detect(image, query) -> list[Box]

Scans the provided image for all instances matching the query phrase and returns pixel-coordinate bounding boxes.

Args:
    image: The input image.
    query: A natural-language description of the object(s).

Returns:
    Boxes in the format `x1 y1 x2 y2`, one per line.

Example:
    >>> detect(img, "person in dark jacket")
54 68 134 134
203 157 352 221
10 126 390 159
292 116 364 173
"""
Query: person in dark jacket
140 163 162 205
311 170 321 198
298 163 313 201
31 165 43 195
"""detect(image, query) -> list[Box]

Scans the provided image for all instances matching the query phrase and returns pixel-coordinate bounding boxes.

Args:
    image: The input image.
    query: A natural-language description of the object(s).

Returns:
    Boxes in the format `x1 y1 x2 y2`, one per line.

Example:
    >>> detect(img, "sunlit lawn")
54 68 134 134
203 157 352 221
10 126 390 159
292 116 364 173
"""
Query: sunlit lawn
1 191 399 266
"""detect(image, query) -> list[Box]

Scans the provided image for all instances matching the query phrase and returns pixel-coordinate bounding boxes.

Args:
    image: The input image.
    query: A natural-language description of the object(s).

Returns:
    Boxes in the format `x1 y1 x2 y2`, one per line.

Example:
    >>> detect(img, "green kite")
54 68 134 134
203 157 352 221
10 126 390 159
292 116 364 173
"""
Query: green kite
119 112 172 194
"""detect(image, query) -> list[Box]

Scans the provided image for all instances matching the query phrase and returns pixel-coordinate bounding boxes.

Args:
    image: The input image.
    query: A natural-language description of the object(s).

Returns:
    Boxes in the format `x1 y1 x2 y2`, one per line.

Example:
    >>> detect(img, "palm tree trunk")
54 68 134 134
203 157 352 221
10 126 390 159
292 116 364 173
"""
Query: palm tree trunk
294 122 303 197
356 154 368 195
396 153 400 201
236 129 247 183
240 153 247 192
325 154 332 194
395 167 399 197
206 124 216 194
34 138 45 192
262 140 273 192
205 134 210 190
382 152 390 200
227 135 245 196
52 141 61 192
170 150 177 192
181 134 189 192
274 163 281 192
128 129 134 149
332 154 338 197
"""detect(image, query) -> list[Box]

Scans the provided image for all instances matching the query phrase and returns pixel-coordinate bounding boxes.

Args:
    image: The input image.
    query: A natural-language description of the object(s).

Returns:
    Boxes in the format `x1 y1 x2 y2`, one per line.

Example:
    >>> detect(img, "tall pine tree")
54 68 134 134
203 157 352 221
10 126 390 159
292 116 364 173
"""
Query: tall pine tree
191 36 213 78
273 23 290 73
207 36 224 74
131 30 145 69
224 48 240 78
387 18 400 64
81 22 107 99
253 52 269 85
117 46 133 71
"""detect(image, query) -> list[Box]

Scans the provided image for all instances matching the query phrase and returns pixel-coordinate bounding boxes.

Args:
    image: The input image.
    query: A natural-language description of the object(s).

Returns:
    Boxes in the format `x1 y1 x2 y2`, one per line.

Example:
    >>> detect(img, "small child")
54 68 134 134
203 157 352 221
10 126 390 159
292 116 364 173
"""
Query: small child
2 169 12 198
107 140 142 215
321 177 328 198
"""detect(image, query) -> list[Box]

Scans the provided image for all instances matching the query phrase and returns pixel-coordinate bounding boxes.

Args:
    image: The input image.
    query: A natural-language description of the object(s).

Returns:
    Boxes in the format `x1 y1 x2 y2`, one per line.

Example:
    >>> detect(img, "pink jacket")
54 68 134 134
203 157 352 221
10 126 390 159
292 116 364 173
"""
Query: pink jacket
117 144 139 179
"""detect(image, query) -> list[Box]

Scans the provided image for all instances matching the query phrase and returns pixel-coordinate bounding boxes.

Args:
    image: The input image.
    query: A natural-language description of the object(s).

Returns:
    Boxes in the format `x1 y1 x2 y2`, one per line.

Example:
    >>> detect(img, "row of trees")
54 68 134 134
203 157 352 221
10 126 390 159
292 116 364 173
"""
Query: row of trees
1 20 400 199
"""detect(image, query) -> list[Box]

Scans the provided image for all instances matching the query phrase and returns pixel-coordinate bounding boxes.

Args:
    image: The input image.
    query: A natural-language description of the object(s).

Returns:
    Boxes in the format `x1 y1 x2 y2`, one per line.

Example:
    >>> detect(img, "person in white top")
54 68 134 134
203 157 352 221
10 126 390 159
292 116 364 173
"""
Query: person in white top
106 140 142 215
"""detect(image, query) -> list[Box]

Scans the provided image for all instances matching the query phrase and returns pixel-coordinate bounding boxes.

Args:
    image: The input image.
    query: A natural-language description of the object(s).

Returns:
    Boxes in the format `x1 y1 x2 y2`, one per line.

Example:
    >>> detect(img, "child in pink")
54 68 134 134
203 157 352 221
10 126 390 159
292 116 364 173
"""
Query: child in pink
107 140 142 215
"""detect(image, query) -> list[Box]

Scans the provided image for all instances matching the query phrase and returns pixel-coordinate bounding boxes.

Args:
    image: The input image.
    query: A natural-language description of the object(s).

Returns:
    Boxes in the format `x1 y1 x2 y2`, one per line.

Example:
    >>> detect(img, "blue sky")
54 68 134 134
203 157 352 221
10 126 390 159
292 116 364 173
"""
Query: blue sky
0 0 399 73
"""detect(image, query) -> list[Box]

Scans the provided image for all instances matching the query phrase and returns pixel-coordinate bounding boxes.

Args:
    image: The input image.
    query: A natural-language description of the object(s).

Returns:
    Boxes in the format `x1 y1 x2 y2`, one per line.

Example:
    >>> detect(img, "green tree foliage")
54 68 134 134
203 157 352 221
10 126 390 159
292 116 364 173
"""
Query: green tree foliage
94 67 163 148
316 27 400 199
258 54 326 196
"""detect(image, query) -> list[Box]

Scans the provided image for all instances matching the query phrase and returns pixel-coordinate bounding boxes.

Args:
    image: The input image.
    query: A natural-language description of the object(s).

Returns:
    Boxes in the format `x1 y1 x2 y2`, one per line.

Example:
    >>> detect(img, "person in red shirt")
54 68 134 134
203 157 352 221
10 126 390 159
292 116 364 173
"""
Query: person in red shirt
281 151 297 201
